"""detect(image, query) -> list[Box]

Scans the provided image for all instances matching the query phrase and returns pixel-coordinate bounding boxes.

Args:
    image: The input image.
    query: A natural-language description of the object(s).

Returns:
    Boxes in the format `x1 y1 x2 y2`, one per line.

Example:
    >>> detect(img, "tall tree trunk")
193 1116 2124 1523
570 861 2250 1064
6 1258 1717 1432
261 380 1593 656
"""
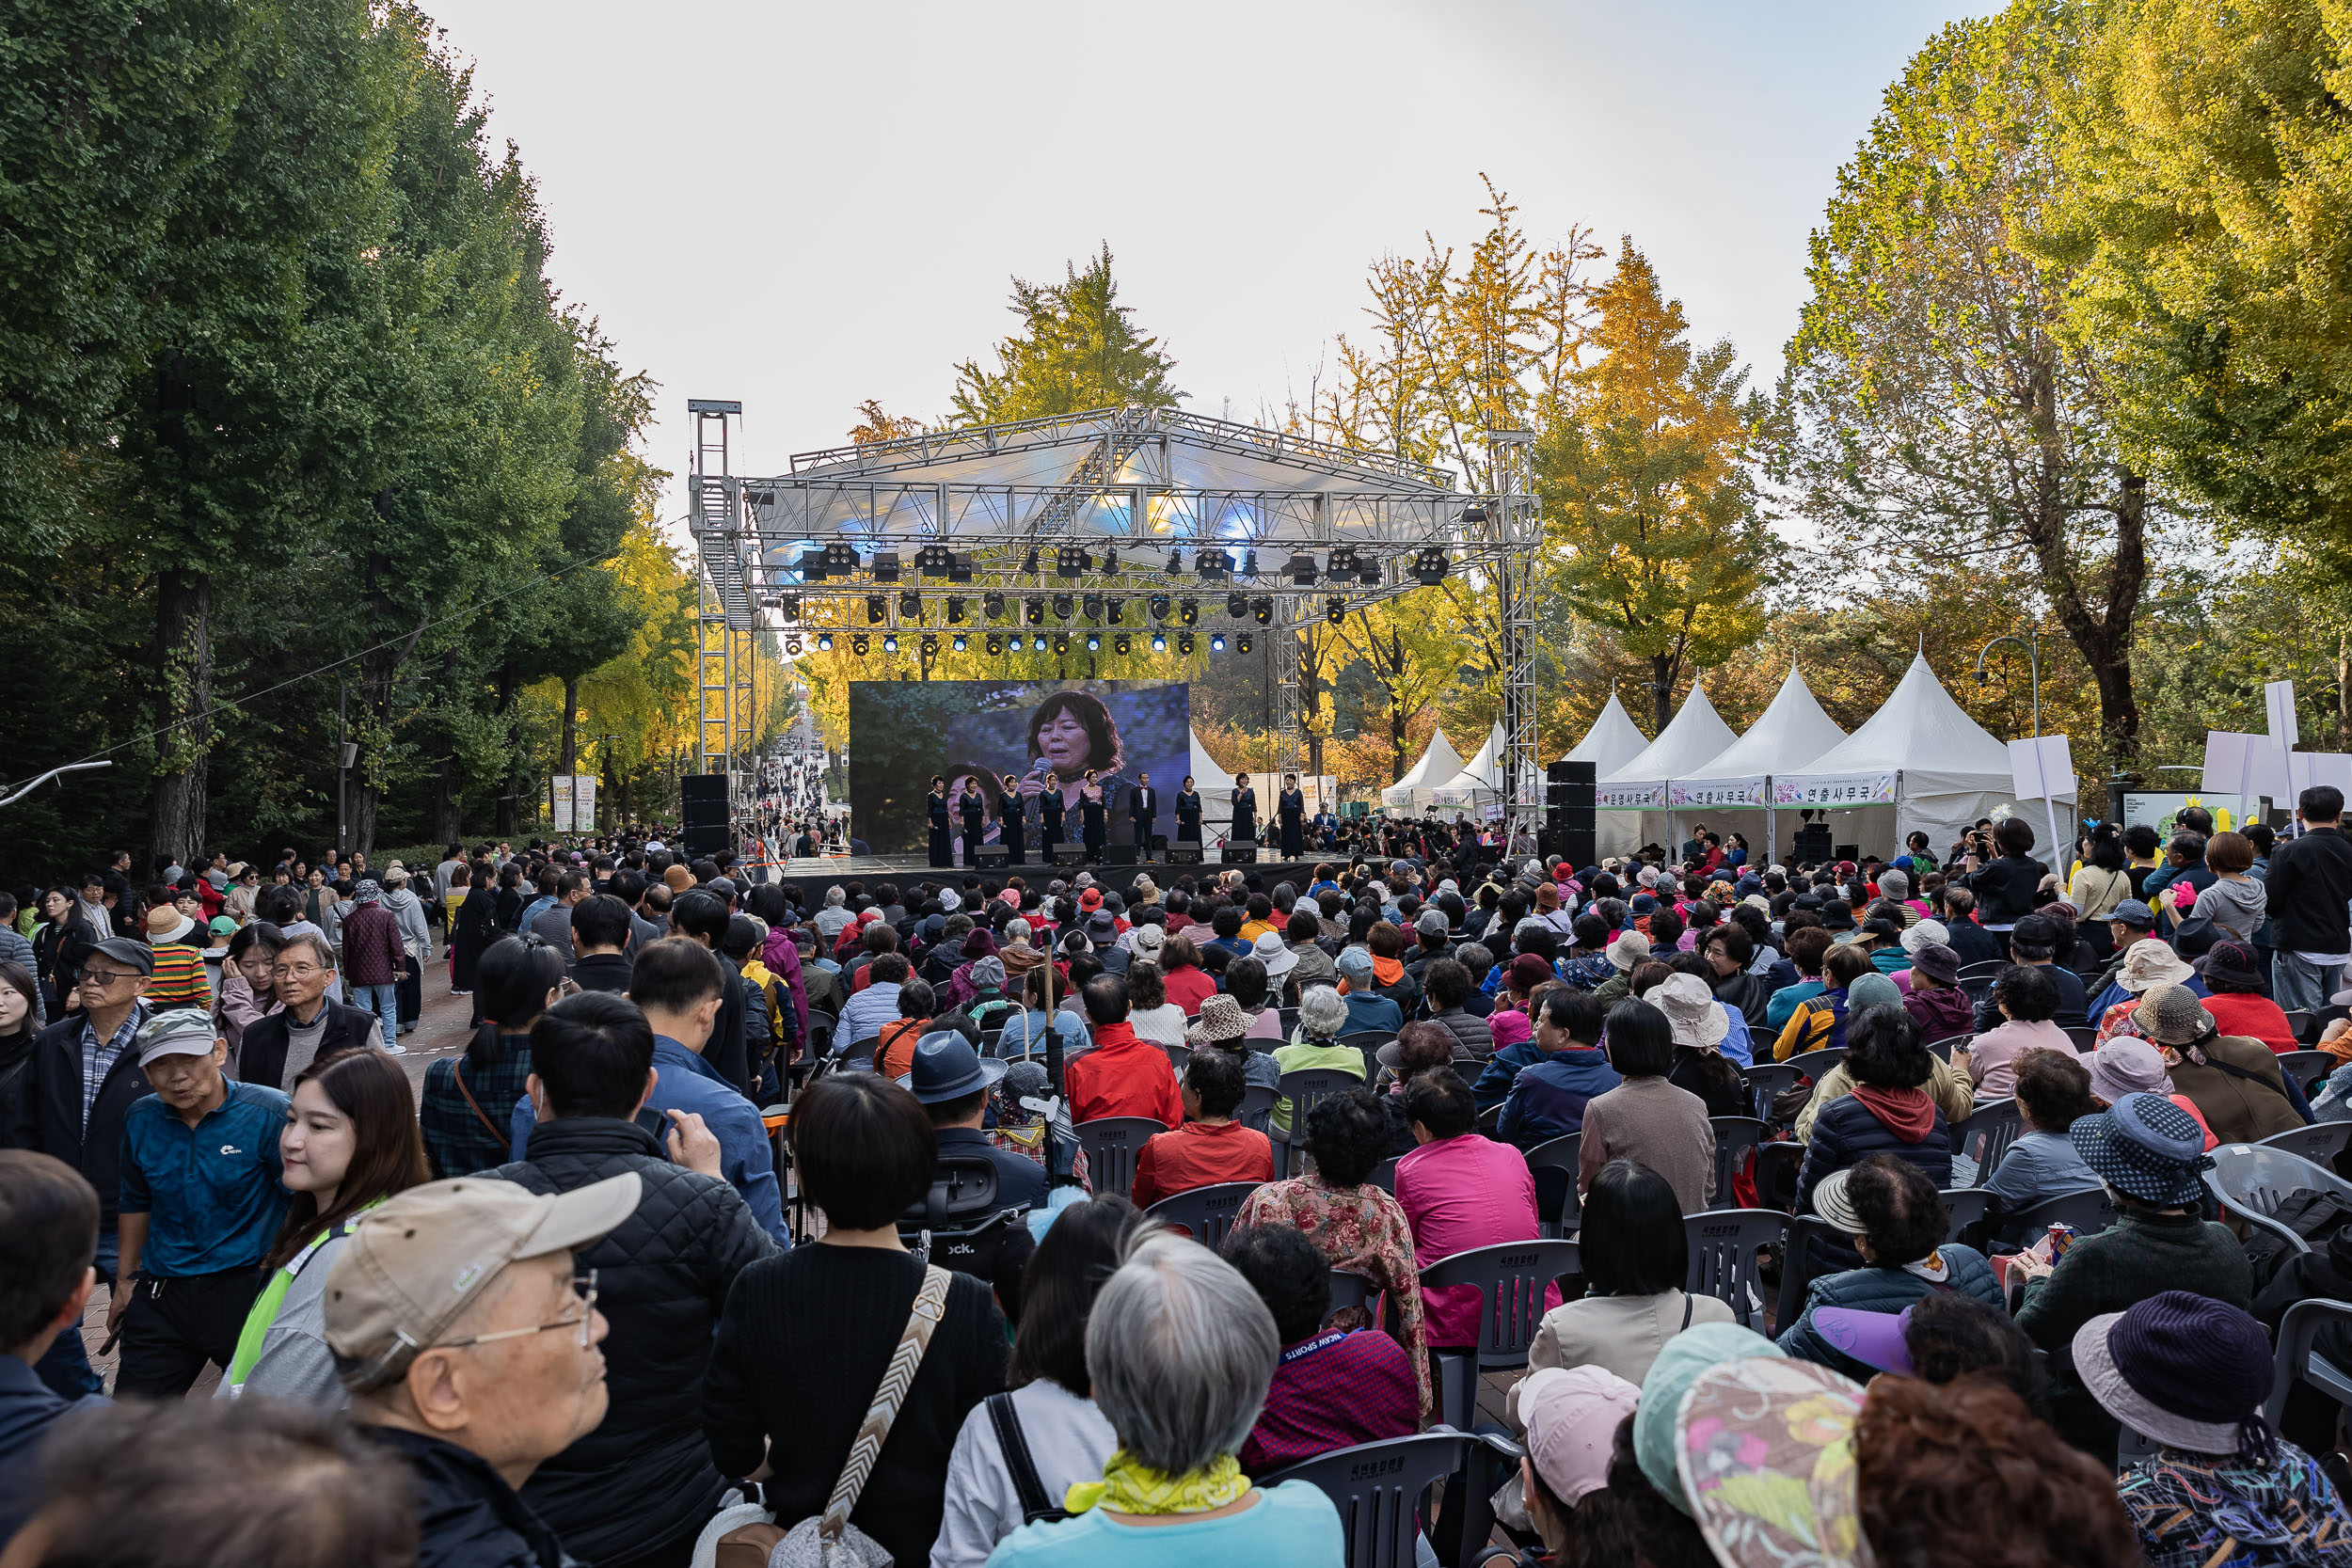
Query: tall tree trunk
2337 630 2351 752
1649 653 1675 732
559 675 579 774
150 567 212 869
494 660 521 835
429 652 462 845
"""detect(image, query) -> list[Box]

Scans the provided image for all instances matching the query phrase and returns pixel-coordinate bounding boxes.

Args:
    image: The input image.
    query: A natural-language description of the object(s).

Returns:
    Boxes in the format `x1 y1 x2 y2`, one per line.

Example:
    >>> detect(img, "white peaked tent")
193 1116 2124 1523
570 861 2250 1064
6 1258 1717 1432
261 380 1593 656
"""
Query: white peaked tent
1597 683 1742 855
1188 729 1238 832
1565 690 1653 857
1380 727 1468 808
1431 723 1508 805
1676 667 1850 863
1774 652 2076 859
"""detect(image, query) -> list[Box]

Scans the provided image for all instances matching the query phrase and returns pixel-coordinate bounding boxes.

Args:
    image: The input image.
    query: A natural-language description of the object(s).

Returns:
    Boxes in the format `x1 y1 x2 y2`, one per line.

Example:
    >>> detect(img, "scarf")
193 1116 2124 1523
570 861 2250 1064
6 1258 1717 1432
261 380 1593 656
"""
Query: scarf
1066 1451 1250 1516
1851 1084 1936 1143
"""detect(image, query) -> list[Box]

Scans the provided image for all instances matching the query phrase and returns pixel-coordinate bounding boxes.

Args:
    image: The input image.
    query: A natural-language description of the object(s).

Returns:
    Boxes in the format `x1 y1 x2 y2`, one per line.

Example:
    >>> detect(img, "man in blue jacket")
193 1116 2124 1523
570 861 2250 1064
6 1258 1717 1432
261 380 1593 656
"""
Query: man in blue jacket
1496 990 1619 1149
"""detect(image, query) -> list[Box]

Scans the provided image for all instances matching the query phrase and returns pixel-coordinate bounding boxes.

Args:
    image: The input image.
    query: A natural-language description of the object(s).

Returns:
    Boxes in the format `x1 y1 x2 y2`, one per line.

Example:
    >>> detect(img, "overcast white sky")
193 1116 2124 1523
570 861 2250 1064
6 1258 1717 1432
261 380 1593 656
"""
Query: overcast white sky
421 1 1994 523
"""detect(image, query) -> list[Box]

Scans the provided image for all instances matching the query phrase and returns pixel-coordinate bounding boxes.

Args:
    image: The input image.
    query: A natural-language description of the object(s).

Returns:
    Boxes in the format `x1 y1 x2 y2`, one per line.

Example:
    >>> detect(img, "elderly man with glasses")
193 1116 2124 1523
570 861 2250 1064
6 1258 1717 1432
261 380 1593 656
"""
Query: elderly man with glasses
233 931 385 1092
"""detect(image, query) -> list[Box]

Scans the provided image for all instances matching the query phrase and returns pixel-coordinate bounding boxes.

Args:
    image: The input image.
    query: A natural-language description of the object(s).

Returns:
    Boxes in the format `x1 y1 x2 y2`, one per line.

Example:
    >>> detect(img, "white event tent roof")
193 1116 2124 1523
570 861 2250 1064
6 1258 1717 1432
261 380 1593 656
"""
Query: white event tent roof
1431 723 1508 801
1187 729 1238 829
1380 727 1468 807
1564 689 1649 775
1676 667 1849 805
1599 682 1740 805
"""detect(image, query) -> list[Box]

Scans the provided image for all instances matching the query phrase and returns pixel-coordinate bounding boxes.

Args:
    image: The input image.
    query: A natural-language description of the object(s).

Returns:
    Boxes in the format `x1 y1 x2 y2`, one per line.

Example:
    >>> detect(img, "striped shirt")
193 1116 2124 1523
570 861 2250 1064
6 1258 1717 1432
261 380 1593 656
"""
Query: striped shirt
145 942 213 1011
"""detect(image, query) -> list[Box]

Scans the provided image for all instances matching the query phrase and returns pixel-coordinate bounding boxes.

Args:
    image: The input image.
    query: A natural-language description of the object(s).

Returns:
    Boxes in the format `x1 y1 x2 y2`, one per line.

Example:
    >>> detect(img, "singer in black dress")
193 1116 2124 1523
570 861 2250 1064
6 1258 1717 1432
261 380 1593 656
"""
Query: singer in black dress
1039 775 1064 848
1080 770 1108 858
1175 777 1203 844
1231 773 1258 844
995 773 1025 864
926 777 952 867
958 778 986 864
1278 774 1307 858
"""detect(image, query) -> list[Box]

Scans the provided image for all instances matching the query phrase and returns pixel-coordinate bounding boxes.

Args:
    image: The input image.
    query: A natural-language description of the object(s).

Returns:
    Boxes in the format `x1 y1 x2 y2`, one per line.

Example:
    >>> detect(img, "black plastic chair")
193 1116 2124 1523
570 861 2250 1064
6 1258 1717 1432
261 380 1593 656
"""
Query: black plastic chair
1074 1116 1166 1198
2265 1298 2352 1430
1684 1208 1789 1330
1260 1429 1522 1568
1958 974 1998 1007
1524 1132 1582 1237
1941 1186 1994 1243
1366 1156 1399 1196
1156 1039 1191 1078
1279 1069 1367 1176
1144 1180 1263 1250
1775 1212 1844 1331
2279 1049 2336 1098
1742 1062 1802 1122
1925 1034 1969 1063
2283 1009 2316 1047
1418 1239 1582 1432
2261 1121 2352 1169
1786 1046 1847 1085
1474 1102 1503 1135
1327 1267 1381 1319
1949 1098 2023 1185
1235 1083 1279 1137
2204 1143 2352 1262
1710 1117 1766 1207
1754 1141 1805 1214
2008 1185 2121 1239
2062 1025 2099 1052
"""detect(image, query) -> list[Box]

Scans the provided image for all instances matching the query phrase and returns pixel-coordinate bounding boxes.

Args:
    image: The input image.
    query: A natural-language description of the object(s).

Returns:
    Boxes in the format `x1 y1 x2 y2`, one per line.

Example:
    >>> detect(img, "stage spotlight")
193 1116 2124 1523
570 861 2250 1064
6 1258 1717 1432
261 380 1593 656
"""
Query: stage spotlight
1152 632 1168 652
1023 546 1040 575
1025 596 1045 626
1081 594 1103 620
1327 546 1358 578
1242 548 1258 578
983 593 1006 620
946 550 974 584
1180 598 1198 626
882 633 898 654
1358 553 1382 585
1177 631 1194 656
1086 632 1100 652
1148 594 1170 621
865 595 886 625
1251 597 1273 626
1460 502 1491 524
823 542 859 577
1114 633 1131 656
1197 547 1232 580
951 633 967 653
1237 631 1253 655
870 551 901 582
919 635 937 657
1055 633 1072 656
1165 548 1184 575
898 591 921 620
1051 594 1073 620
1413 546 1450 586
778 594 801 621
798 547 830 580
851 633 869 657
946 596 966 625
1105 597 1123 624
914 543 954 577
1032 634 1048 652
1210 632 1226 653
1103 546 1119 573
817 632 834 652
1055 544 1091 578
1327 595 1346 626
1225 593 1248 619
985 634 1002 656
786 637 803 656
1285 551 1318 584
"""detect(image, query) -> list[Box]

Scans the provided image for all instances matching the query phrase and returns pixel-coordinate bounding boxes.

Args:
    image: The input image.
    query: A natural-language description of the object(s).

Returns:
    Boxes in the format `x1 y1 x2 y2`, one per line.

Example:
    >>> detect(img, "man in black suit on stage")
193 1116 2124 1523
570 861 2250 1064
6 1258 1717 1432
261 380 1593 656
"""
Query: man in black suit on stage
1127 771 1157 848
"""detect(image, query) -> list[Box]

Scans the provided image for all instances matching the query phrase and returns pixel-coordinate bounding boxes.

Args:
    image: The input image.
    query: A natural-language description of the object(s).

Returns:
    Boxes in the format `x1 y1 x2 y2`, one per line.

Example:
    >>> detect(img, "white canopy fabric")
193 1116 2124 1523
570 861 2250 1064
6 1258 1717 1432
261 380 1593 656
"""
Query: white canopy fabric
1188 729 1237 830
1431 723 1507 803
1380 727 1468 808
1564 690 1649 774
1599 683 1740 808
1675 667 1850 809
1773 653 2075 858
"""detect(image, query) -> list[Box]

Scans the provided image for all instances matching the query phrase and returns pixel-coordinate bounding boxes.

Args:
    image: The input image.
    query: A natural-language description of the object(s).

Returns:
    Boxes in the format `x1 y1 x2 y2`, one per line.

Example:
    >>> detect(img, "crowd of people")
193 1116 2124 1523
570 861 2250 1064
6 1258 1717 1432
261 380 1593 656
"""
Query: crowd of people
8 787 2352 1566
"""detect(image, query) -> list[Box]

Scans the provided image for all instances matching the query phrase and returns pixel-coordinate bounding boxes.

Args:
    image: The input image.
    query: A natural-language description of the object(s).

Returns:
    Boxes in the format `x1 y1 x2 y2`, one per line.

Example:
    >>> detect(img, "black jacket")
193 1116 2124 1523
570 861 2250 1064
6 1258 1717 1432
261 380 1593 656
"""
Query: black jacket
369 1425 569 1568
2267 827 2352 956
1963 853 2049 927
1943 918 2004 968
236 1000 383 1092
4 1010 153 1217
486 1117 774 1565
569 952 632 993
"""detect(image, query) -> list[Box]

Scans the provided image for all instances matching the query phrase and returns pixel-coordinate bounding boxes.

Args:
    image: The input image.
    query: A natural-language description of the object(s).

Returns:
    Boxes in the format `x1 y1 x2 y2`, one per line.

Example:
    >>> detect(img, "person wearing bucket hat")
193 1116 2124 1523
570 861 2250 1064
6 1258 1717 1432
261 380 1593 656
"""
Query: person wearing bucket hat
1649 973 1728 1054
1634 1322 1783 1513
1898 939 1976 1042
899 1029 1042 1210
2087 1292 2352 1568
1248 927 1297 989
1187 992 1281 1090
1779 1156 2001 1382
2134 982 2307 1144
1511 1365 1642 1556
1676 1357 1869 1568
2014 1092 2255 1453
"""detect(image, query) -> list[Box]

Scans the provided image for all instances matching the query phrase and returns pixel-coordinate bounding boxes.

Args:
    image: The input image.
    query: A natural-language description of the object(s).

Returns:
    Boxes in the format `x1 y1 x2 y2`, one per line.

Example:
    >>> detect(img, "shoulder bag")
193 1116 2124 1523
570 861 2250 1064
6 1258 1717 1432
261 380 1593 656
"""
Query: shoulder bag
985 1391 1075 1525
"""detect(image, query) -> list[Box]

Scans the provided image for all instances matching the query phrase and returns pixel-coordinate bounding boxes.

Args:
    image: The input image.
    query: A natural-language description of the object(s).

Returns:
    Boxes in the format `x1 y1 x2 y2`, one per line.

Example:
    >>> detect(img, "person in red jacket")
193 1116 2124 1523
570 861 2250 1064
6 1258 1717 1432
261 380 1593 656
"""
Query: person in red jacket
2198 940 2299 1053
1130 1046 1274 1211
1156 931 1219 1018
1063 974 1182 1127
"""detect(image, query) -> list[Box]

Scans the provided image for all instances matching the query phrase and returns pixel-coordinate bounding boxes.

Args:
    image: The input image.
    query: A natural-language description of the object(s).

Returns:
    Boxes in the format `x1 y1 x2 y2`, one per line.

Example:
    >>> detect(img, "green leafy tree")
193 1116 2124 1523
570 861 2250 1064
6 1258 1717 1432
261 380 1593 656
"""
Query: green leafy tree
1542 243 1776 730
949 245 1182 423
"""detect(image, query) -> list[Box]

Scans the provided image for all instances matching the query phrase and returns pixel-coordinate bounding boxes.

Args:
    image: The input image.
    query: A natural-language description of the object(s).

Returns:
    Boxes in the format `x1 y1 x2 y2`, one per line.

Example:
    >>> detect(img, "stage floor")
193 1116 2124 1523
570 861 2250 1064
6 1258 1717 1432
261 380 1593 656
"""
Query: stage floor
770 850 1334 895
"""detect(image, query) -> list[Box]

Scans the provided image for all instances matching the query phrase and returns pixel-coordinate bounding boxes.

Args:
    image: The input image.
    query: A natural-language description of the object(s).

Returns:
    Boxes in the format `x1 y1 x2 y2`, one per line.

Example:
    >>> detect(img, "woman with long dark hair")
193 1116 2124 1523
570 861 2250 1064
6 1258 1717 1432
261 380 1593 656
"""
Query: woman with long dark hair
1080 769 1107 858
449 859 499 1003
996 771 1026 864
32 886 80 1017
215 923 286 1072
1175 775 1203 845
418 934 565 1178
225 1048 429 1402
0 961 40 1143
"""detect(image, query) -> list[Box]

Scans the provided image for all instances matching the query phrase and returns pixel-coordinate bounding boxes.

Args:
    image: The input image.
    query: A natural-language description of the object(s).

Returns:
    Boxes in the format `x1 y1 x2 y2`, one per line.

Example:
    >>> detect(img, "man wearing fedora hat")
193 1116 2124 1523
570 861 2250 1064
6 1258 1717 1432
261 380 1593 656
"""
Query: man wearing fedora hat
2015 1092 2254 1454
899 1030 1043 1210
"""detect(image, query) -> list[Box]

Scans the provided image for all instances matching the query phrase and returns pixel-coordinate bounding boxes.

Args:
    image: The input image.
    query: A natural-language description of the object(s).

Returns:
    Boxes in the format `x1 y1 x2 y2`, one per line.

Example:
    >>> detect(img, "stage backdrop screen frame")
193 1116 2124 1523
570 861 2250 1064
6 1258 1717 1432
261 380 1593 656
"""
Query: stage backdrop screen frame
847 679 1191 859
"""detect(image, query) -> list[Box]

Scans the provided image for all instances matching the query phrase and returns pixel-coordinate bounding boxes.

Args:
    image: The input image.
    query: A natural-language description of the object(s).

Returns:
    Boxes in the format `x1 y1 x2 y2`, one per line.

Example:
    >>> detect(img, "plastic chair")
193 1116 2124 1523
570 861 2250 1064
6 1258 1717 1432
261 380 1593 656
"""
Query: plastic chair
1754 1141 1805 1213
1786 1046 1847 1085
1366 1156 1399 1196
2204 1143 2352 1261
1278 1069 1366 1175
1474 1102 1503 1135
1742 1062 1802 1122
1684 1209 1789 1331
2261 1121 2352 1169
1949 1098 2024 1185
1157 1039 1191 1078
1958 974 1998 1007
1234 1083 1278 1137
2062 1025 2099 1052
1260 1429 1520 1568
2265 1298 2352 1430
1327 1268 1381 1319
2279 1050 2337 1098
1144 1180 1263 1250
1776 1212 1845 1331
2008 1186 2121 1239
1941 1186 1994 1243
2282 1008 2316 1046
1925 1034 1969 1062
1710 1117 1767 1207
1418 1239 1582 1432
1074 1116 1166 1199
1957 959 2007 982
1524 1133 1582 1237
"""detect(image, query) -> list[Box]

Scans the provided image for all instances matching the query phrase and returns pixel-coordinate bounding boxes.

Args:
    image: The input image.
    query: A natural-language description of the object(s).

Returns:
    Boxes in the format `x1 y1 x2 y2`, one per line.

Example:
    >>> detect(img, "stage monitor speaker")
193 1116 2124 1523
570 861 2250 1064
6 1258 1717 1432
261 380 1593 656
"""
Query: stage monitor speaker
1222 839 1258 863
1052 845 1087 866
974 844 1009 867
680 773 729 858
1167 845 1203 865
1791 824 1833 864
1836 843 1859 863
1106 844 1138 865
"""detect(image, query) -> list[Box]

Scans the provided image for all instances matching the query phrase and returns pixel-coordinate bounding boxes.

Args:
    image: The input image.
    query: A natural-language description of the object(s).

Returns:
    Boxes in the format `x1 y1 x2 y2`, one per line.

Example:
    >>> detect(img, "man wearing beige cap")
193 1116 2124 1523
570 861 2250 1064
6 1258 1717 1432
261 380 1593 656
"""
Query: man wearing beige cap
328 1172 640 1568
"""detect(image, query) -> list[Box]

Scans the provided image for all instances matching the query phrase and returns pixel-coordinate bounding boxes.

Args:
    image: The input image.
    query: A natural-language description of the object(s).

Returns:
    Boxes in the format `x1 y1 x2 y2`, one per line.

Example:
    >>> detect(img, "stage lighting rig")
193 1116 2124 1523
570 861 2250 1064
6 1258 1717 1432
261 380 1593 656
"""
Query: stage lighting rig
1356 551 1382 585
1023 546 1040 575
898 591 922 620
1105 597 1124 624
1177 631 1194 656
1180 599 1199 626
1032 634 1049 652
946 551 974 584
1197 548 1233 581
1051 594 1073 620
1102 546 1119 573
1114 634 1131 656
914 544 955 577
1226 594 1248 619
825 542 860 578
950 633 967 653
786 637 803 656
983 593 1006 621
1152 632 1168 652
817 633 834 652
1148 594 1170 622
1165 548 1184 576
1086 632 1100 652
778 594 801 621
1460 502 1491 524
1242 548 1258 578
882 633 898 654
1413 546 1450 586
985 634 1002 657
865 595 887 625
1326 546 1358 578
946 596 966 625
919 636 937 657
1327 596 1347 626
1081 594 1103 620
870 551 901 582
1285 551 1317 584
799 547 829 579
1055 544 1091 578
1251 598 1273 626
1210 632 1227 653
1025 597 1045 626
851 633 869 657
1055 633 1072 656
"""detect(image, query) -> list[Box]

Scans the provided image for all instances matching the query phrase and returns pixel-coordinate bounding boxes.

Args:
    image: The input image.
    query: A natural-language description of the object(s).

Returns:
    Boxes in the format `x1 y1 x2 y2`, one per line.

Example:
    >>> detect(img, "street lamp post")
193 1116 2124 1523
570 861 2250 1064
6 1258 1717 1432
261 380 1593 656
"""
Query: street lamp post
1976 628 2064 863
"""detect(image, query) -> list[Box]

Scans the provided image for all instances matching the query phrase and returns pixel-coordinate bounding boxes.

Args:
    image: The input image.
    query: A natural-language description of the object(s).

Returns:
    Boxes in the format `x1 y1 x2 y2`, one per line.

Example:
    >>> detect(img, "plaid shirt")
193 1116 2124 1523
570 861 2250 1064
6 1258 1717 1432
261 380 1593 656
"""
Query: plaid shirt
81 1004 150 1131
420 1048 533 1180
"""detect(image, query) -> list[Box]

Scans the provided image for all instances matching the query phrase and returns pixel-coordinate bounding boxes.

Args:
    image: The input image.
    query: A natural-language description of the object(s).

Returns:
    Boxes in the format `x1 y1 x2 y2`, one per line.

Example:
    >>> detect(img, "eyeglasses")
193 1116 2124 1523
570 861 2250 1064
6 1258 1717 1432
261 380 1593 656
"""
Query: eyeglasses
271 962 326 979
437 1269 597 1353
77 969 140 988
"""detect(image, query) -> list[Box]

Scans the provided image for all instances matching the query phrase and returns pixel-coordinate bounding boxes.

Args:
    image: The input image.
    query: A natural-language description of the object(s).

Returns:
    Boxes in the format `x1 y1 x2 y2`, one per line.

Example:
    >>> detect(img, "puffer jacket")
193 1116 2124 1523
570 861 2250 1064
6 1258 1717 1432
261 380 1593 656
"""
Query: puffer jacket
1470 1037 1544 1111
1795 1091 1952 1218
1778 1246 2004 1381
1429 1006 1496 1067
485 1117 774 1566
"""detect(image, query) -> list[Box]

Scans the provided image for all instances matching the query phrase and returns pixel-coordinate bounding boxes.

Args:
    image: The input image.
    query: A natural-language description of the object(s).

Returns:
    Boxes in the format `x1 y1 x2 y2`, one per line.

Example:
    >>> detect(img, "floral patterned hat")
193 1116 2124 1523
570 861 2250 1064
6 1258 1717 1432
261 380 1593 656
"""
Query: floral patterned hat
1675 1356 1870 1568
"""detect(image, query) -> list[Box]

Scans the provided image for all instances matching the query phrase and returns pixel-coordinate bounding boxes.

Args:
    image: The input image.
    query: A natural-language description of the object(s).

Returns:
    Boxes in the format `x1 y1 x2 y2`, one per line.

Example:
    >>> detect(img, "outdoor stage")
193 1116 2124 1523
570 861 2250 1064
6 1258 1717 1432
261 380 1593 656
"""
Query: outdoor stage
769 850 1339 898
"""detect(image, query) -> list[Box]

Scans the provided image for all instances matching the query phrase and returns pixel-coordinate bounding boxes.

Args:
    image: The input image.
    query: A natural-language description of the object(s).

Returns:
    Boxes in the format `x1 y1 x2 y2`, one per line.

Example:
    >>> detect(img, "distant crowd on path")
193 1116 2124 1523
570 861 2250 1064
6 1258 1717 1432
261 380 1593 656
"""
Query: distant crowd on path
7 792 2352 1567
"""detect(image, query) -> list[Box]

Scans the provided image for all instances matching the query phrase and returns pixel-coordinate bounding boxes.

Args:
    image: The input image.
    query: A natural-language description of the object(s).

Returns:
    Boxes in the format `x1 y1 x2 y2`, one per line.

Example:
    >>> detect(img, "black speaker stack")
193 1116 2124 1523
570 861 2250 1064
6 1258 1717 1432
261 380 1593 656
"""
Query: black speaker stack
680 773 730 858
1547 761 1597 868
1791 824 1834 865
1222 839 1259 863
